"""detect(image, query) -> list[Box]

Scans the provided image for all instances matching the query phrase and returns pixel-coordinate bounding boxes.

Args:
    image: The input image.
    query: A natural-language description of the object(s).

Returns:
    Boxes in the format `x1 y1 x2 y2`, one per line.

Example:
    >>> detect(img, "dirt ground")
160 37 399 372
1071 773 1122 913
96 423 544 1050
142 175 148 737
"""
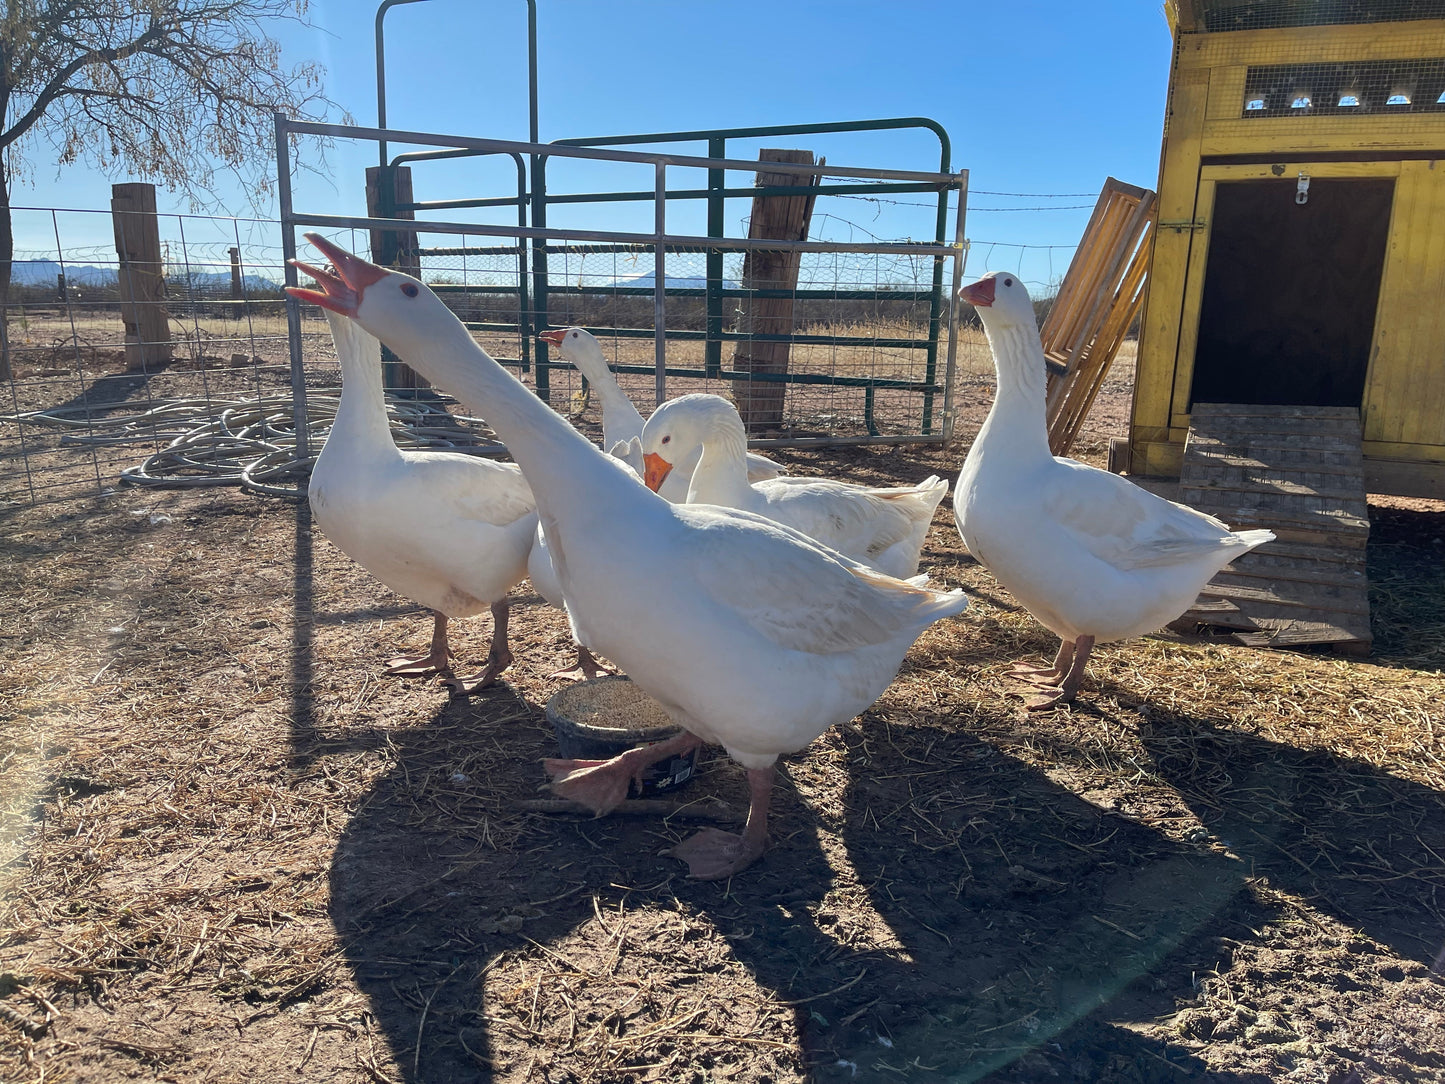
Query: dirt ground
2 345 1444 1083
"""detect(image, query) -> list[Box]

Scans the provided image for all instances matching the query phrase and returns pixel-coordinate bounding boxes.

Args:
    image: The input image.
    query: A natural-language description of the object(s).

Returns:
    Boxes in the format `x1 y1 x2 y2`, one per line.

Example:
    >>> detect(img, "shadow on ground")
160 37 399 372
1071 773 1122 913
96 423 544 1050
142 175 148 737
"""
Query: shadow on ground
326 687 1295 1083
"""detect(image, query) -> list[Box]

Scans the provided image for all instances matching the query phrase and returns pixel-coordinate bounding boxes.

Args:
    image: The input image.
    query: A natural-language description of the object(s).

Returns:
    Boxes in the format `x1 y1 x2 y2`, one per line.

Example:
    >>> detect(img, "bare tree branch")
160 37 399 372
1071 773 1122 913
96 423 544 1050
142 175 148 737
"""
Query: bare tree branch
0 0 350 378
1 0 347 210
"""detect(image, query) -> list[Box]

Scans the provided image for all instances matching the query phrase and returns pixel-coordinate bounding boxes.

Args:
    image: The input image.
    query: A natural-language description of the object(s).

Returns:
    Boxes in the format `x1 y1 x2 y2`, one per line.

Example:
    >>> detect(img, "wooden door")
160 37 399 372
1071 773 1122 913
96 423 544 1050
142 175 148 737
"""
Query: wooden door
1186 175 1394 409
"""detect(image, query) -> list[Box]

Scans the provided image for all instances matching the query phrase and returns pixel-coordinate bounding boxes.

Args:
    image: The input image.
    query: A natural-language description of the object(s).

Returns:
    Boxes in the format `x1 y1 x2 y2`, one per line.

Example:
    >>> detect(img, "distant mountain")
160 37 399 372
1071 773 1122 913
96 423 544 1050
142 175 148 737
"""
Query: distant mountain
169 270 282 293
12 260 116 286
9 260 280 292
616 271 741 292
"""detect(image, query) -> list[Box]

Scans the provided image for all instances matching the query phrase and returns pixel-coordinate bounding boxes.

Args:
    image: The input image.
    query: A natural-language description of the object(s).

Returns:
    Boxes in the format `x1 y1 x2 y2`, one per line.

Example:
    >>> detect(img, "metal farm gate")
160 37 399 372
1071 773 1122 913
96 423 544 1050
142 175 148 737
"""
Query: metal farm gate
276 114 969 464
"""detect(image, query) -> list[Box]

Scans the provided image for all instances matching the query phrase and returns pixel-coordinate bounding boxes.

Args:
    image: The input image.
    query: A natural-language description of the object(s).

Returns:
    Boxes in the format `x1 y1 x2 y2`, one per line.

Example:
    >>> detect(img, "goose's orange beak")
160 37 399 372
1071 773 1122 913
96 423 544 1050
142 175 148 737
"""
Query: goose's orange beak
959 276 995 308
643 452 673 492
286 233 389 317
537 328 566 345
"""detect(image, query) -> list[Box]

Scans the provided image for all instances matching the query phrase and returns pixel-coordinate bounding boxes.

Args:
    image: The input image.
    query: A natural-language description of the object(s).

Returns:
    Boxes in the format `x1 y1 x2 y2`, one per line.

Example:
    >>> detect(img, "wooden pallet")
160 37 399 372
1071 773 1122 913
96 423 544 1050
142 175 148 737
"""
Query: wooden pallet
1172 402 1372 653
1042 177 1156 457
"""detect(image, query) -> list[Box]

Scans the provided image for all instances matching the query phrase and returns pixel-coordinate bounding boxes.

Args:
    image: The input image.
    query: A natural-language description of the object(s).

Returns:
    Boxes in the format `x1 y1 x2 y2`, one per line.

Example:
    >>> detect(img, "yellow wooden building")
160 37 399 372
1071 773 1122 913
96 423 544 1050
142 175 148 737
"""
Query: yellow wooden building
1131 0 1445 497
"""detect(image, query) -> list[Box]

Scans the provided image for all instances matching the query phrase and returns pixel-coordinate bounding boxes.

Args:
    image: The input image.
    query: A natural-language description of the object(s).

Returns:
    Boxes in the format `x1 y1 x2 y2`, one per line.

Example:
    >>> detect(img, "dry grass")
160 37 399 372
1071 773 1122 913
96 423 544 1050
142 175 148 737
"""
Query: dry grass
1 433 1442 1082
0 314 1440 1083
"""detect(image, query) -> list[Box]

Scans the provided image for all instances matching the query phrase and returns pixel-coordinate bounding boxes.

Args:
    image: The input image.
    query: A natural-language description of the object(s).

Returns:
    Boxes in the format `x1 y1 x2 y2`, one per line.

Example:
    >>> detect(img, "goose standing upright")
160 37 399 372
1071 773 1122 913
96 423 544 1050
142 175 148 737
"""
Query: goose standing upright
307 310 538 694
289 236 969 880
953 271 1275 710
640 393 948 580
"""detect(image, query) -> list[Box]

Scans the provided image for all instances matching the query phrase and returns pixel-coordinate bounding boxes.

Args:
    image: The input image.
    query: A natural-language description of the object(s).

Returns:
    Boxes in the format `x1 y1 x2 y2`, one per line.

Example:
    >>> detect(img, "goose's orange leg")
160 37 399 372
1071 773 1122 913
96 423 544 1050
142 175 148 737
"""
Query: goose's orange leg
544 730 703 815
1010 639 1073 686
668 765 774 881
550 645 618 682
385 611 453 677
1025 635 1095 711
444 601 514 696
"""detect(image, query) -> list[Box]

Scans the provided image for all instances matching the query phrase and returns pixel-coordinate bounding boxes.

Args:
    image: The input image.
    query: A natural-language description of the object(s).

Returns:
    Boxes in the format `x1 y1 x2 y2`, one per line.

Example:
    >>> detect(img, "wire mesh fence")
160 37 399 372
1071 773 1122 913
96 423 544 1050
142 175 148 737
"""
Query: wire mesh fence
3 207 289 507
0 208 511 508
433 240 955 443
0 220 985 508
3 124 993 510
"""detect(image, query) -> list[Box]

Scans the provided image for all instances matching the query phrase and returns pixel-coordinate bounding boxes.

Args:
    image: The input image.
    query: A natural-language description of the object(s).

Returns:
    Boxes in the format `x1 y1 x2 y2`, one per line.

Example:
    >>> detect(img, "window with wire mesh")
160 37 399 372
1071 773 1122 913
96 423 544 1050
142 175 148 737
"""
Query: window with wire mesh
1241 57 1445 114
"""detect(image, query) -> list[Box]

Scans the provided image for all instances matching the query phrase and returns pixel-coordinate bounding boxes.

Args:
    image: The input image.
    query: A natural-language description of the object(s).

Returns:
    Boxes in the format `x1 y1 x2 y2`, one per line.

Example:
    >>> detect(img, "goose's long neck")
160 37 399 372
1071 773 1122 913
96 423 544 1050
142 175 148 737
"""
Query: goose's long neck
384 311 632 513
326 317 397 457
686 414 756 507
974 321 1053 464
573 347 645 446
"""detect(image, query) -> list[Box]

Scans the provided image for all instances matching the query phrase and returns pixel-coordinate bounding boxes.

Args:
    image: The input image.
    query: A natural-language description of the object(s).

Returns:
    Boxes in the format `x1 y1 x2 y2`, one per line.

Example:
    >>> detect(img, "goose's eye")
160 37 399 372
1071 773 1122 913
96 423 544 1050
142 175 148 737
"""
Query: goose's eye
661 435 671 445
1003 277 1013 287
401 282 419 298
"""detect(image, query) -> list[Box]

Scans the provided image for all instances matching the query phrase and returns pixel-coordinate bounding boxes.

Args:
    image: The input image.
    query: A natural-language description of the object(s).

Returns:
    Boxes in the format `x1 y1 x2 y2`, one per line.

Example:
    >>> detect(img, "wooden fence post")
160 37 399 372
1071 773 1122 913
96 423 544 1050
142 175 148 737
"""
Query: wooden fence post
229 246 244 320
732 149 821 430
111 183 173 371
365 164 429 390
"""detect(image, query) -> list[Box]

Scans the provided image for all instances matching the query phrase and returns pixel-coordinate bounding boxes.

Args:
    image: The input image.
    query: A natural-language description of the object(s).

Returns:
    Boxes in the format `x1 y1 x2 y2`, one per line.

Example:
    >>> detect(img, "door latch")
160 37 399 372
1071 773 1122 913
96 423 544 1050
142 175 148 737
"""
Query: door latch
1296 171 1310 205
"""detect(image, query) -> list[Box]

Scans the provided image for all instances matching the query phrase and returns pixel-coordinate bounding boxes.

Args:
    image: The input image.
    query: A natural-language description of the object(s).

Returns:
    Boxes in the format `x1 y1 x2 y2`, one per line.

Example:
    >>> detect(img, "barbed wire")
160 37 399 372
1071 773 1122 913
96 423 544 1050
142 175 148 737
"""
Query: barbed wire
970 189 1099 197
11 197 1087 293
832 193 1092 211
971 205 1093 211
969 240 1076 249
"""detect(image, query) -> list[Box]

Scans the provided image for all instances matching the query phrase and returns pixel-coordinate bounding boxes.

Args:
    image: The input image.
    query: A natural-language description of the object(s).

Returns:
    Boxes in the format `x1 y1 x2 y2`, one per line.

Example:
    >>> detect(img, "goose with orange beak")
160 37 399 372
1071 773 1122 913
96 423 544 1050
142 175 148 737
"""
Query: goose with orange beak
287 234 969 880
537 325 784 502
640 393 947 580
953 270 1274 710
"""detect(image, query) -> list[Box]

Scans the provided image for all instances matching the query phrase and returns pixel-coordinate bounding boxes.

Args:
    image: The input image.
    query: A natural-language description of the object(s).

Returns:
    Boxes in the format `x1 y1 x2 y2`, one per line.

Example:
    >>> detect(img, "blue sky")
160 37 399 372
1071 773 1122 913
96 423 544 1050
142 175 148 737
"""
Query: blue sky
16 1 1173 291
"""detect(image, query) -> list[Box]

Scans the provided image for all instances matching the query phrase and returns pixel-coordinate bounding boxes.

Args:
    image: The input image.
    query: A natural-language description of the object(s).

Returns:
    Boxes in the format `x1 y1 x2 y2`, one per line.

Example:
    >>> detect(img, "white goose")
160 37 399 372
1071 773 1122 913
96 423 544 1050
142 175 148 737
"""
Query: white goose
539 326 785 500
641 393 948 580
530 326 782 679
307 309 538 694
289 235 970 880
954 271 1275 710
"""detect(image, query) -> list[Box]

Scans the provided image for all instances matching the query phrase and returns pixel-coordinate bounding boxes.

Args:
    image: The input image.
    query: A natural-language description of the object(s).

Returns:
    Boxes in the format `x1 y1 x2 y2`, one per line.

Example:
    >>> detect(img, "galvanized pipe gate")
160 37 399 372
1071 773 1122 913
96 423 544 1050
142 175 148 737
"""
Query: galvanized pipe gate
276 115 968 453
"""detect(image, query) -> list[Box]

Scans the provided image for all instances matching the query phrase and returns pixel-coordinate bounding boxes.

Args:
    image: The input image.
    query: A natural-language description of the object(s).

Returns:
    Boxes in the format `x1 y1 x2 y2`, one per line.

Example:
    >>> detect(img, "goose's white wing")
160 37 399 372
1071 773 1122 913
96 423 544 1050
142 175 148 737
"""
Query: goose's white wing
395 450 537 526
753 475 944 569
744 450 786 482
1040 457 1251 570
608 436 645 479
675 507 966 655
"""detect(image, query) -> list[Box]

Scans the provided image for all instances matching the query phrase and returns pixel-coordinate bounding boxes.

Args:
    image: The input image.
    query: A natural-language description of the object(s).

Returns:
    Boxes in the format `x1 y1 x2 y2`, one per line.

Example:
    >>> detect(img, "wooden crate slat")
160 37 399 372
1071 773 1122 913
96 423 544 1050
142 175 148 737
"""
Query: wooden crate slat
1194 581 1372 617
1180 447 1365 477
1181 441 1366 475
1182 432 1369 454
1231 618 1376 648
1042 177 1156 457
1190 402 1362 421
1181 470 1368 503
1187 414 1365 438
1179 495 1371 533
1228 539 1366 564
1214 559 1368 589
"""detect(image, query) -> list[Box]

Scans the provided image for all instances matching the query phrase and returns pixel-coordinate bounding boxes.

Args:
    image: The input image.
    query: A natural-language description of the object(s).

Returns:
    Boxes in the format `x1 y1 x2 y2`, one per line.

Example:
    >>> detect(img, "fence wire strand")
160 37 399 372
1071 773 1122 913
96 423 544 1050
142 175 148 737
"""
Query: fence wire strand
2 189 1076 506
